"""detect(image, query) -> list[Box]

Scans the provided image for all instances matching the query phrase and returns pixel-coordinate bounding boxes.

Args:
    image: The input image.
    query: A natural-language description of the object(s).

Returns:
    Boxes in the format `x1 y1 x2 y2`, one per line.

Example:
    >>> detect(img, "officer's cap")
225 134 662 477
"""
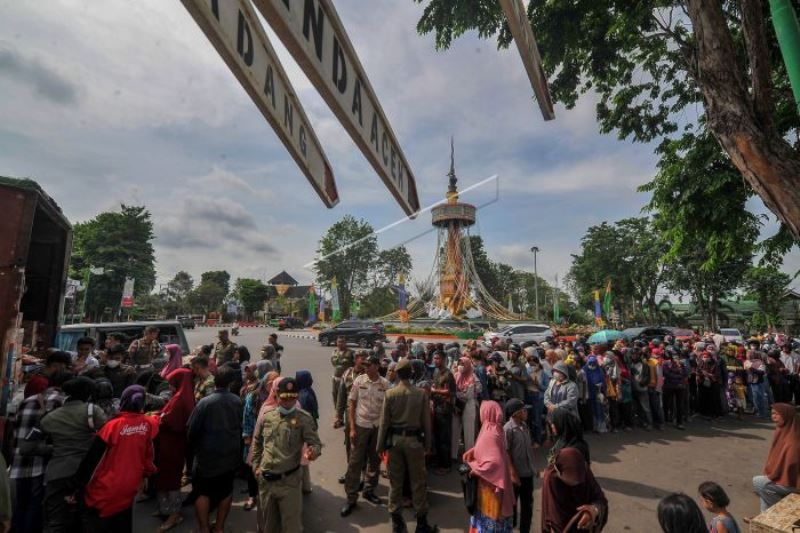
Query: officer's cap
395 358 411 371
277 377 299 399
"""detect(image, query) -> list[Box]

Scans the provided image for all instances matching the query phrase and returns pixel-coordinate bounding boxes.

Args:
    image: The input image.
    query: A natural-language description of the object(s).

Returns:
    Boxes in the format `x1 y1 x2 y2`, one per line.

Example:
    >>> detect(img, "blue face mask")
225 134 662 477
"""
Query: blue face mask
278 405 296 416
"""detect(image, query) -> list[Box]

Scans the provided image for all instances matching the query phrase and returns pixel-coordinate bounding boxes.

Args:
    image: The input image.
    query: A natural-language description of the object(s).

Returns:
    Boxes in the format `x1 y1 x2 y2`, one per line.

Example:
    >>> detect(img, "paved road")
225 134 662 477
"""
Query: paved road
132 327 771 532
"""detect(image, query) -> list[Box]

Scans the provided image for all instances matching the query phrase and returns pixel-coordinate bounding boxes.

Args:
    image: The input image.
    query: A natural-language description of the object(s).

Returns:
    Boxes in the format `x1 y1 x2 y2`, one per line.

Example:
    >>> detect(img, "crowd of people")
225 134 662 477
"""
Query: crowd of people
0 325 797 533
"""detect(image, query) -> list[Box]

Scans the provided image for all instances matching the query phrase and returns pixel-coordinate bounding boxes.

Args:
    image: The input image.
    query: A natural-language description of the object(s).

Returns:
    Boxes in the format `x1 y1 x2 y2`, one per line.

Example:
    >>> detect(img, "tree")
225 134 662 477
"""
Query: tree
189 270 230 315
70 205 156 320
167 271 194 301
373 247 413 287
413 0 800 238
567 218 666 322
233 278 271 319
314 215 379 318
358 286 398 318
200 271 231 295
743 265 793 327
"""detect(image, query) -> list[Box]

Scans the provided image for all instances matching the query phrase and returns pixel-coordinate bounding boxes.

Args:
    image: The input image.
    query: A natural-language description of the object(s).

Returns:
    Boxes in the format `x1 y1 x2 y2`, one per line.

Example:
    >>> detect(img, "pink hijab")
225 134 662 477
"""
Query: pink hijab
247 376 285 465
160 344 182 378
467 400 515 517
455 356 476 391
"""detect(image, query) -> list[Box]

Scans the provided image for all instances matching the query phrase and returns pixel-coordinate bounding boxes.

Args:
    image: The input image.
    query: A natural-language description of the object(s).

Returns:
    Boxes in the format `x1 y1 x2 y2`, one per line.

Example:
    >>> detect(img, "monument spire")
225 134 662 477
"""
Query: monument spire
447 136 458 201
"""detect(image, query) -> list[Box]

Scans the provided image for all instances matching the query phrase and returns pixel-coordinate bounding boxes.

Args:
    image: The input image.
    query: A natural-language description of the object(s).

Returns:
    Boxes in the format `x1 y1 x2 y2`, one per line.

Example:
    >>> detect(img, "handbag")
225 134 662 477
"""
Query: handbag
458 463 478 515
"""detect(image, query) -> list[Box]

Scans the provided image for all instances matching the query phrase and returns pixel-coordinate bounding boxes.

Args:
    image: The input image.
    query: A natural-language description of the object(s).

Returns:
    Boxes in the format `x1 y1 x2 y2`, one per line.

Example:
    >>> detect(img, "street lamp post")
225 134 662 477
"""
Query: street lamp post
530 246 540 321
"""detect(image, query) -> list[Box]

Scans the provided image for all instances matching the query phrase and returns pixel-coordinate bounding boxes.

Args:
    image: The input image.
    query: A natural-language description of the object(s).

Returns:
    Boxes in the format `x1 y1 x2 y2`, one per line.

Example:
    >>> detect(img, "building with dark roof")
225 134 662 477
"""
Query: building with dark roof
263 271 312 319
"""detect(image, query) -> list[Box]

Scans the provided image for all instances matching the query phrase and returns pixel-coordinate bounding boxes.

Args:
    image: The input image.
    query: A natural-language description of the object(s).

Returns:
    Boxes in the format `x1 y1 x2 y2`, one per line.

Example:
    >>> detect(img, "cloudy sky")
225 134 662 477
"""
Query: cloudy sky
1 0 797 295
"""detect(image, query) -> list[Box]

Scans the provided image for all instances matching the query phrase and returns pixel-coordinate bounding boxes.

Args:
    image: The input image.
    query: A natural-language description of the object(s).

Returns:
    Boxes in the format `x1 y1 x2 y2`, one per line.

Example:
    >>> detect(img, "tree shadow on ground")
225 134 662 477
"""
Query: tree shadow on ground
594 476 671 500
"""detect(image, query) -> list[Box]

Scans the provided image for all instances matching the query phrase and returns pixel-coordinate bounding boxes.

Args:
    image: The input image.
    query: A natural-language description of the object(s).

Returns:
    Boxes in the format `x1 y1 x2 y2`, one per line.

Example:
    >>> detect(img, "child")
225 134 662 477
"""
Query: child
698 481 741 533
732 374 747 420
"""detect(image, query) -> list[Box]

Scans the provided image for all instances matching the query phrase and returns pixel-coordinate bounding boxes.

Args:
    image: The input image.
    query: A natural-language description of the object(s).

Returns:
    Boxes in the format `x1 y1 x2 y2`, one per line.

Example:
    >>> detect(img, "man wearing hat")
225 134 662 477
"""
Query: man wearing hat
212 329 237 366
335 351 368 483
251 376 322 533
504 398 536 533
377 358 437 533
340 355 390 516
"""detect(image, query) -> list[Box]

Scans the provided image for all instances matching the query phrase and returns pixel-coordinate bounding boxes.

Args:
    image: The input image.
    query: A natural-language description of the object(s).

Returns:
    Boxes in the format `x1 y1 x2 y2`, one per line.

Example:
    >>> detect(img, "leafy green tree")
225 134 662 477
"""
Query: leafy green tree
358 286 398 319
314 215 379 318
70 205 156 320
167 271 194 301
233 278 271 319
743 265 793 327
373 246 413 287
567 218 666 322
189 270 230 315
413 0 800 237
200 271 231 295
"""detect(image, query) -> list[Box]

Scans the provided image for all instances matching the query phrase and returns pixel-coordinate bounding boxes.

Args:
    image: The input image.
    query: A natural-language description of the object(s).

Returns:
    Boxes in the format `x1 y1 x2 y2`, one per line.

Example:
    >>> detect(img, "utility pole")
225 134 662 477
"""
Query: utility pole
530 246 540 321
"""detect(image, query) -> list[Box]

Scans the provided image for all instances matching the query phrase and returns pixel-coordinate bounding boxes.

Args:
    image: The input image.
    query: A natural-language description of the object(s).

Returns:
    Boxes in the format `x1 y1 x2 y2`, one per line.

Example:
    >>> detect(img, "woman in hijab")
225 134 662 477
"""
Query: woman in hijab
71 385 158 533
463 400 516 533
452 356 481 463
296 370 318 495
751 403 800 513
582 356 607 433
160 344 183 378
240 361 259 400
541 447 608 532
547 407 590 466
154 368 195 531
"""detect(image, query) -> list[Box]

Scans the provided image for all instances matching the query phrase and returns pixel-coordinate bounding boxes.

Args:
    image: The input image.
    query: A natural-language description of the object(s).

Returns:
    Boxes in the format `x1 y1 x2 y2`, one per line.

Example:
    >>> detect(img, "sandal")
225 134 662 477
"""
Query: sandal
158 515 184 532
243 498 256 511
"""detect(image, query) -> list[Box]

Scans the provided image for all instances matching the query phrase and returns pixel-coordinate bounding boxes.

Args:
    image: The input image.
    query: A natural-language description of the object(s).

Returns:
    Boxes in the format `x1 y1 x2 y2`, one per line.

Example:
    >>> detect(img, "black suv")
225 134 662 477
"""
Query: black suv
318 320 386 347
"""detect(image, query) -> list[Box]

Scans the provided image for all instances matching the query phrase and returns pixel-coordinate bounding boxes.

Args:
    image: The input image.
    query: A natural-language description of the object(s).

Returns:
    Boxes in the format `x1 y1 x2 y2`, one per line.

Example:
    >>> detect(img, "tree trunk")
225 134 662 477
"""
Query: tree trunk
687 0 800 238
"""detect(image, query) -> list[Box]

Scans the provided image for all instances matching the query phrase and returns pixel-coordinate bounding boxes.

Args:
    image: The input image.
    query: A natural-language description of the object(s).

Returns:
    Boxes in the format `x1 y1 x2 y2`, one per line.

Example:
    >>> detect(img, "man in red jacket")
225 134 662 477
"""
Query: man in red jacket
69 384 159 532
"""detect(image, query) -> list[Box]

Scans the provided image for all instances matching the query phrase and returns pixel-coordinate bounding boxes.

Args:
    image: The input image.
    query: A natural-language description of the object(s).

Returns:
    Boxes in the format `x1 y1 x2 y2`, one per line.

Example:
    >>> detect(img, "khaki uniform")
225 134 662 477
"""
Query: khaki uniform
214 340 238 365
336 366 365 459
251 407 322 533
126 338 161 368
344 374 389 502
330 348 355 404
376 380 433 514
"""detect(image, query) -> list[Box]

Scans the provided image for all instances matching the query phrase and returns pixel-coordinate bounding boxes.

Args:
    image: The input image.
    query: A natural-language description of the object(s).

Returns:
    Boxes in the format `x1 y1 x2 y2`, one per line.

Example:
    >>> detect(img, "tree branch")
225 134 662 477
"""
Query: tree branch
740 0 774 129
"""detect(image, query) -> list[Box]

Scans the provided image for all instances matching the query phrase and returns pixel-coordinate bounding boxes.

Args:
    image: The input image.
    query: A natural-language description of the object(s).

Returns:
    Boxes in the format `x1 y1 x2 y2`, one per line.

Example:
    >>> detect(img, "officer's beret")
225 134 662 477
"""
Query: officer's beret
277 377 299 398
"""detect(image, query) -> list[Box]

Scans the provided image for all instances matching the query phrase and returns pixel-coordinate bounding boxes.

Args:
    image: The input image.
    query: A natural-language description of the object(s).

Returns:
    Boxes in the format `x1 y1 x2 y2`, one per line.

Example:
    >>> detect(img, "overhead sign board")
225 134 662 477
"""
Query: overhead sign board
252 0 420 215
180 0 339 207
498 0 555 121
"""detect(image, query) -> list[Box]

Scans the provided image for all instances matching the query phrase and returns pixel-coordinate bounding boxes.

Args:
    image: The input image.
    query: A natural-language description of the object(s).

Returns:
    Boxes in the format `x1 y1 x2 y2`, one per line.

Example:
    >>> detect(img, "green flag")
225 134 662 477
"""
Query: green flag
603 280 612 317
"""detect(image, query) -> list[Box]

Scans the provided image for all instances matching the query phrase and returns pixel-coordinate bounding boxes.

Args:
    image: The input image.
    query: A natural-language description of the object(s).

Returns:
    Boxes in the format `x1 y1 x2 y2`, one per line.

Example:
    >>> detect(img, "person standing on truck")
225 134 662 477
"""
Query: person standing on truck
127 326 162 373
72 337 99 375
213 330 238 366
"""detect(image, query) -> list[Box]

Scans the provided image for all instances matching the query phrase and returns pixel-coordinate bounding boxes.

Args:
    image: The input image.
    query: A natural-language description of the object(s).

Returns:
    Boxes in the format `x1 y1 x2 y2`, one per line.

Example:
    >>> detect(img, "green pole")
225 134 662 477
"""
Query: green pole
771 0 800 112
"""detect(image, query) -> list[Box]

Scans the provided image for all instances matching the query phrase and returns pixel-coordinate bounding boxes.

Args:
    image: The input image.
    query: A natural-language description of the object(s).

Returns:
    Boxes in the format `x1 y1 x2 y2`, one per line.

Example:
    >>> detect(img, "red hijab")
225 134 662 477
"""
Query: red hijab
160 344 183 378
466 400 515 517
455 357 476 391
764 403 800 489
159 368 195 432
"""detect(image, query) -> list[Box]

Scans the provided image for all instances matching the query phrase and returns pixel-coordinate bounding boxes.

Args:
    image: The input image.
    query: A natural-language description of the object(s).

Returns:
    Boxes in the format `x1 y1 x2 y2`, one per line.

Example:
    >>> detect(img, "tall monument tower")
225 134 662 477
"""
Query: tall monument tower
431 140 476 316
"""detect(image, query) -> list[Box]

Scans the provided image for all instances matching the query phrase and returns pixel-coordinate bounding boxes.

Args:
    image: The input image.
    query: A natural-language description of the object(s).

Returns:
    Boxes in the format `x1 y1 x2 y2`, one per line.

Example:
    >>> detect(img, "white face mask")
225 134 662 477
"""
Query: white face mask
107 360 120 369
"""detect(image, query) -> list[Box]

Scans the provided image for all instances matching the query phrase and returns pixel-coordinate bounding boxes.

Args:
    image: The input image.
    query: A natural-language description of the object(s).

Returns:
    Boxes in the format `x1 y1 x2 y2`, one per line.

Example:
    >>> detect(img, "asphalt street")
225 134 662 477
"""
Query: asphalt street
130 327 772 532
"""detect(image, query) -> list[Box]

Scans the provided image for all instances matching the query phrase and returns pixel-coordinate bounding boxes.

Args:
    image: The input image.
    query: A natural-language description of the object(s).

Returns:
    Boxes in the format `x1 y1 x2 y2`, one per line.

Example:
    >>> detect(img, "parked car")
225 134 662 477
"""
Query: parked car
56 320 190 355
318 320 386 347
622 326 673 343
278 316 303 330
483 323 555 345
719 328 744 343
176 316 196 330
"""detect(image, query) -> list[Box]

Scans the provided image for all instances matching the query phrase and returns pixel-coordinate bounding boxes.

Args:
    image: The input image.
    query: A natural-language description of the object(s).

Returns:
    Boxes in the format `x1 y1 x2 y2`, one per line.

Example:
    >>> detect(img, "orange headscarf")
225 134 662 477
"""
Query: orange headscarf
764 403 800 489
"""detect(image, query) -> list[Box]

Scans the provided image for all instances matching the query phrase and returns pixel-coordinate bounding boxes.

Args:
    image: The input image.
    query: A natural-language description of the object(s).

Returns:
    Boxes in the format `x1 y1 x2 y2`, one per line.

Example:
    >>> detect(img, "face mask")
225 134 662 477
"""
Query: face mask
278 405 296 416
107 360 120 368
556 372 567 382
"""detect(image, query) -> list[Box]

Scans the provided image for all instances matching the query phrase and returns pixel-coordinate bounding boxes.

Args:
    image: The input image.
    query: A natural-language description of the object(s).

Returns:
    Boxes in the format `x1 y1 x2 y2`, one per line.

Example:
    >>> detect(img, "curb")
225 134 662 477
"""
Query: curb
281 333 319 341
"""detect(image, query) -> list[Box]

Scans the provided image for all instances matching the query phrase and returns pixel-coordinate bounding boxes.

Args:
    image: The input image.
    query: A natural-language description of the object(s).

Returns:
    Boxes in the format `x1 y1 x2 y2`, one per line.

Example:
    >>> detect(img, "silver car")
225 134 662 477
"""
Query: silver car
483 323 555 345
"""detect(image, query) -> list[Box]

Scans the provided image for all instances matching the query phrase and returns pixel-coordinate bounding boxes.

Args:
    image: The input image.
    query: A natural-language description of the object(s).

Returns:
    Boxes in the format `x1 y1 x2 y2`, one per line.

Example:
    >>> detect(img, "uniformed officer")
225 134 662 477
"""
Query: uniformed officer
126 325 161 373
213 329 238 365
251 377 322 533
334 350 367 483
331 336 355 405
377 358 438 533
340 355 389 516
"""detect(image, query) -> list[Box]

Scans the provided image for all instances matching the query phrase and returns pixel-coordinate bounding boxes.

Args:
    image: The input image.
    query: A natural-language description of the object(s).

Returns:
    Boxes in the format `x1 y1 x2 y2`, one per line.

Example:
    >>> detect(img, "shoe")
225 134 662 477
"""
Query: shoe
391 512 408 533
340 502 356 517
363 491 383 505
302 489 313 495
338 474 346 484
415 513 439 533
